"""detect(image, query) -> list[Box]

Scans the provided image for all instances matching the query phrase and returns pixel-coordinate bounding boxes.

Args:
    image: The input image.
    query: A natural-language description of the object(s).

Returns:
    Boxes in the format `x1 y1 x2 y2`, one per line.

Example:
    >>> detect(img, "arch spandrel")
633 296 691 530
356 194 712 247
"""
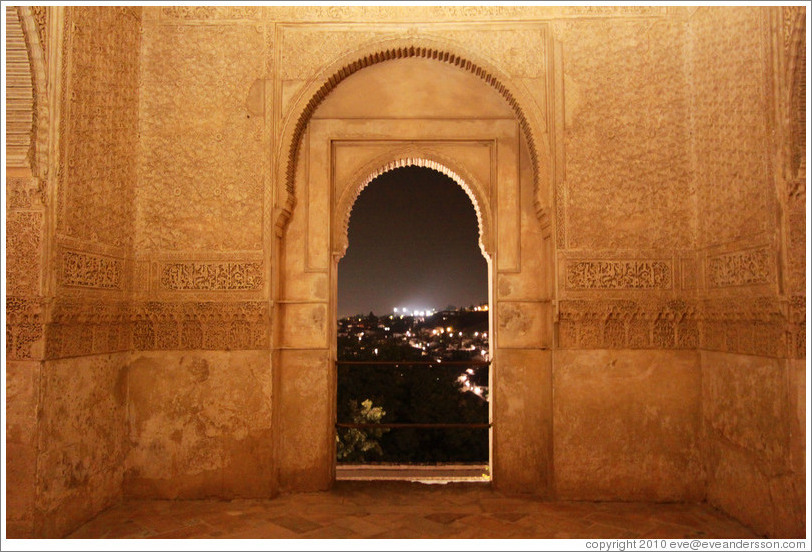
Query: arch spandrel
334 151 494 263
275 35 552 236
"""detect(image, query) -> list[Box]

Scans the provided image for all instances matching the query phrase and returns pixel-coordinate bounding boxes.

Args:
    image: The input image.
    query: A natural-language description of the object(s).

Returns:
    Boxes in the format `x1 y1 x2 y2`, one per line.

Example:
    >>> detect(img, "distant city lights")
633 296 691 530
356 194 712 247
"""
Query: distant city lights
392 307 436 317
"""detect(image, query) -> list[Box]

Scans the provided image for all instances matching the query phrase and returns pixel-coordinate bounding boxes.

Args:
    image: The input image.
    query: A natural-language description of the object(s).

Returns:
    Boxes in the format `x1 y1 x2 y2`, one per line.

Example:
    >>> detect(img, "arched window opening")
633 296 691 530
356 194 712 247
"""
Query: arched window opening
336 166 491 482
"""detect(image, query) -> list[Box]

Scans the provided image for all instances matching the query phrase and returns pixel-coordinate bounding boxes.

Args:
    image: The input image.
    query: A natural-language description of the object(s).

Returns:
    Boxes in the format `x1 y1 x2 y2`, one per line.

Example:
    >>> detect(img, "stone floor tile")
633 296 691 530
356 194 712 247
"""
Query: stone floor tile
148 522 213 539
269 514 323 534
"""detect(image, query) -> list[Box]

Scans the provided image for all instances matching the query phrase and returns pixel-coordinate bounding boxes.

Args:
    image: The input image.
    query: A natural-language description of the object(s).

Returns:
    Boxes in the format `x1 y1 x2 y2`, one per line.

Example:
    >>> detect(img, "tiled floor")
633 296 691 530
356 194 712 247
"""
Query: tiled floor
67 481 759 539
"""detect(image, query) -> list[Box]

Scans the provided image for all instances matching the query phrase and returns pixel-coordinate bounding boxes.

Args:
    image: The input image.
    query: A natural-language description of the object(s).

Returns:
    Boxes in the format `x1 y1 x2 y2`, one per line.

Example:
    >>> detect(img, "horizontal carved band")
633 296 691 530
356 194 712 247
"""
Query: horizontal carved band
60 250 124 290
39 300 270 359
558 297 804 358
707 247 772 288
565 260 672 290
159 261 264 291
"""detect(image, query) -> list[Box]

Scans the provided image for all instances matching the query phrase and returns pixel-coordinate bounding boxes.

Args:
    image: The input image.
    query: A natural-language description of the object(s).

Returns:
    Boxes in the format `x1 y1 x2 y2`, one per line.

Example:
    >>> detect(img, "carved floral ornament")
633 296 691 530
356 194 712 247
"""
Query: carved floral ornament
276 36 550 235
334 152 493 261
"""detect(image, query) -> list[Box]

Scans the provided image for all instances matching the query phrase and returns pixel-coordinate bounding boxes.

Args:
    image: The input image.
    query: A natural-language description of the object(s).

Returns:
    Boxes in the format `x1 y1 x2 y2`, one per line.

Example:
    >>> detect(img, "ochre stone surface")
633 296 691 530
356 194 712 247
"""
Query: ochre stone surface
5 361 40 537
35 354 129 538
125 351 274 499
702 352 805 538
553 350 703 502
4 5 806 539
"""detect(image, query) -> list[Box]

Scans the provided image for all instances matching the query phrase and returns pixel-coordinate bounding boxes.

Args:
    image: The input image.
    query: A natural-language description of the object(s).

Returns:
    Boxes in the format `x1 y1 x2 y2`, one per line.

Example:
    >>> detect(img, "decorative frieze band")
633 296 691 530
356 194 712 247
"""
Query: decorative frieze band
40 300 271 358
565 260 672 290
131 301 269 350
159 261 263 291
706 247 772 288
60 250 124 290
557 296 803 359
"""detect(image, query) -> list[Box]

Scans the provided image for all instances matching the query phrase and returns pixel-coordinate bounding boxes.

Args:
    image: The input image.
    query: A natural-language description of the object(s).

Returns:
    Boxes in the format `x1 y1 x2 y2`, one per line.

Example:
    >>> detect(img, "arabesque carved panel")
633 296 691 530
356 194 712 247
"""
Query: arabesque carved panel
565 260 672 290
131 301 270 351
706 247 772 288
159 262 264 291
557 17 693 250
58 7 141 249
137 21 266 252
690 8 771 247
60 250 124 290
6 297 44 361
558 296 799 359
6 212 42 297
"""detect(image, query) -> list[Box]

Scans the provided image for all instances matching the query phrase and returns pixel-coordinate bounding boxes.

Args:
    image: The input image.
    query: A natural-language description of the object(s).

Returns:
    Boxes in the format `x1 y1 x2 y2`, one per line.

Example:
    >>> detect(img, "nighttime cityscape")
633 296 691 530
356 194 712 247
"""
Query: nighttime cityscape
336 305 491 465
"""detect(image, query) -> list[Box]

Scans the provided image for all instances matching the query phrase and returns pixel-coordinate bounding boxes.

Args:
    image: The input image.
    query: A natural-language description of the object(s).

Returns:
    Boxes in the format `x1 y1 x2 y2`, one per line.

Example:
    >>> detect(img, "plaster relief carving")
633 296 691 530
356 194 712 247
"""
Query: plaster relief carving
58 7 140 249
137 20 265 251
565 260 672 290
160 6 261 20
691 8 771 247
159 262 264 291
131 301 269 351
6 177 45 210
6 297 44 361
6 212 42 296
60 250 124 290
706 247 772 288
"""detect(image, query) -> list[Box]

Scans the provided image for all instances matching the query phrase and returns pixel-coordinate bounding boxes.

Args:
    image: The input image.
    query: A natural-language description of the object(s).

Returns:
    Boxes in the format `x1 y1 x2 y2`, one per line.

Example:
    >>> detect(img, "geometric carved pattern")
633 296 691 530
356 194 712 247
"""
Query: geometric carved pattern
43 301 270 359
706 247 772 288
58 7 141 249
558 296 801 359
565 260 672 290
131 301 269 350
159 262 263 291
6 297 44 361
558 299 698 350
60 250 124 290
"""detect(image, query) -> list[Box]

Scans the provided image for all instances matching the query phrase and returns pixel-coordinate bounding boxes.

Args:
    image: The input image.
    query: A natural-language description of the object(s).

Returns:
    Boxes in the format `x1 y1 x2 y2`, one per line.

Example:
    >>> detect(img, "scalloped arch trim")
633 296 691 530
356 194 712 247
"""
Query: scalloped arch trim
281 41 543 231
338 157 492 262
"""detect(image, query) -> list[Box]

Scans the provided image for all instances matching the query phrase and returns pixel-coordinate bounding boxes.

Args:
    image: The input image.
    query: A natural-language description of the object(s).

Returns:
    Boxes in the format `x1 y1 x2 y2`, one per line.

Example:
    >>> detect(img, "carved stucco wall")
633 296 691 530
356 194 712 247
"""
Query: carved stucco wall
32 6 142 539
687 6 806 538
4 4 806 538
6 5 48 538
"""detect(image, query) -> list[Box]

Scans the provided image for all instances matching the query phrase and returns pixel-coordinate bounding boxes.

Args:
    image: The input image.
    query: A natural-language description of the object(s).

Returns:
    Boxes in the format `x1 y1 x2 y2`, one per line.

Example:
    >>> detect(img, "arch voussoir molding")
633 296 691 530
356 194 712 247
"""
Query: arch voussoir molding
334 149 494 263
16 6 49 179
274 36 552 236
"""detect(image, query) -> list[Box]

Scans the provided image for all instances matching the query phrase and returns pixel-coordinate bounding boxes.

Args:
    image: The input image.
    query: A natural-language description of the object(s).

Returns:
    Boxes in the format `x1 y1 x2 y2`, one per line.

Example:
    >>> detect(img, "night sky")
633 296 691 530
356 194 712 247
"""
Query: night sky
338 167 488 318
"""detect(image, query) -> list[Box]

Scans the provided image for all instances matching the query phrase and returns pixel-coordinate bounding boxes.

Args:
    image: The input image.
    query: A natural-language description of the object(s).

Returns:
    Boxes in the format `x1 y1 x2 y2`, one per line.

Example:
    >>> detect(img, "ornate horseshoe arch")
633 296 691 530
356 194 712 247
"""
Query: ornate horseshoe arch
275 35 551 236
334 150 494 263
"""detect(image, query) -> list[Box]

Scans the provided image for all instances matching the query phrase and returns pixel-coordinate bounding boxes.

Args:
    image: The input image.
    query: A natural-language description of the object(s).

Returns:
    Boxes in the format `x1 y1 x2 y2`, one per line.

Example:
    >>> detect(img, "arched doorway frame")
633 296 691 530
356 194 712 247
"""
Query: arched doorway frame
273 38 555 494
273 36 553 236
333 154 495 475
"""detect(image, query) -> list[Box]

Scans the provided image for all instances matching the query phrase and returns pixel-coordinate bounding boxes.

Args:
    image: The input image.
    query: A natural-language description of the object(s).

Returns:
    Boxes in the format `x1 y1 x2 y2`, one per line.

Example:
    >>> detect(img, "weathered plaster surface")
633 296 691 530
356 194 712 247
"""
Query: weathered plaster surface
702 351 805 538
125 351 274 499
36 354 129 538
553 350 704 501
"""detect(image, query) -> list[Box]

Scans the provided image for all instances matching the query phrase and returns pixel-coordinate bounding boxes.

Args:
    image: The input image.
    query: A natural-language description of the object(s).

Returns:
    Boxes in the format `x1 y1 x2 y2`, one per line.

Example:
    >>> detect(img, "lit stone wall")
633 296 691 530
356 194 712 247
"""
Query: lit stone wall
4 5 805 538
35 6 142 538
548 13 706 503
688 6 806 538
5 5 47 538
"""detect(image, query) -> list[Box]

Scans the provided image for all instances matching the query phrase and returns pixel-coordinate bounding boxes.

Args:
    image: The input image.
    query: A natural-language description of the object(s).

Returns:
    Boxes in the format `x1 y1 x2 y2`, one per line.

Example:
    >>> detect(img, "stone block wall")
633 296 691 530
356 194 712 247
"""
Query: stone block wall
4 5 806 538
686 6 806 538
